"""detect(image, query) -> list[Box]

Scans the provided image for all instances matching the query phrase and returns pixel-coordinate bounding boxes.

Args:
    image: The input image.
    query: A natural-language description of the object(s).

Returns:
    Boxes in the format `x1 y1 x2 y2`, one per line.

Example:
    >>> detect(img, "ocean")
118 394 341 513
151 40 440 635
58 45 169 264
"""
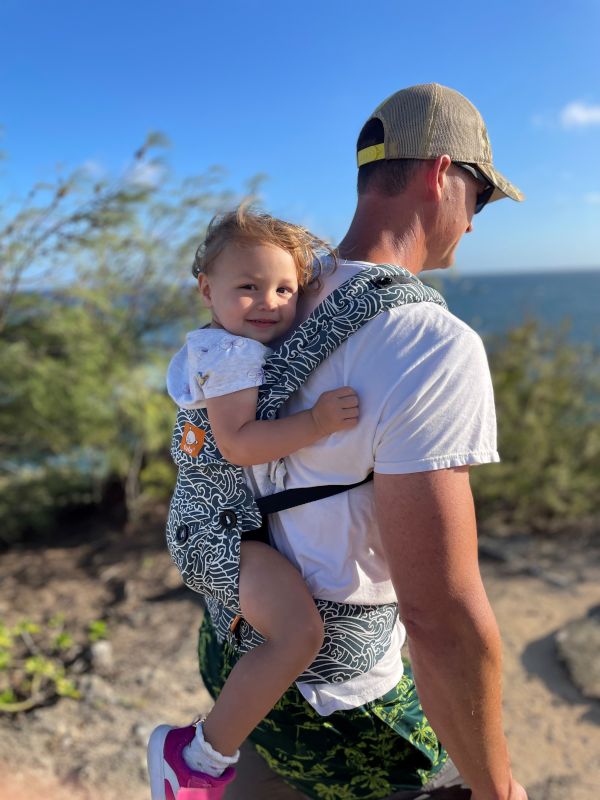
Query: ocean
23 268 600 353
425 269 600 347
159 269 600 352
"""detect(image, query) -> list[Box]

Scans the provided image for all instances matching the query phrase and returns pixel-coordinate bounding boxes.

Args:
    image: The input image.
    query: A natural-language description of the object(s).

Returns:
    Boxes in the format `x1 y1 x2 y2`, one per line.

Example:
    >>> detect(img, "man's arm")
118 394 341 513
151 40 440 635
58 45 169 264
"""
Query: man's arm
374 467 525 800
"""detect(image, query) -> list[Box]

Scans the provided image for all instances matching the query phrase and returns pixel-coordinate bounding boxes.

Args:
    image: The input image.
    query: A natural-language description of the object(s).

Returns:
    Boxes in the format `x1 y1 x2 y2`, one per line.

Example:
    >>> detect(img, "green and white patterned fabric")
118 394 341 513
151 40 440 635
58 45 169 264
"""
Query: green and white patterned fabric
168 264 447 685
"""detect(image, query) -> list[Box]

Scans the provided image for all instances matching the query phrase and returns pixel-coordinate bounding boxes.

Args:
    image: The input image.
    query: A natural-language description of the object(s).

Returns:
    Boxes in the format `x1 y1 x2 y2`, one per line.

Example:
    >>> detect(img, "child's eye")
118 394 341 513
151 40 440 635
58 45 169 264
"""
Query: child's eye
277 287 293 295
239 284 257 290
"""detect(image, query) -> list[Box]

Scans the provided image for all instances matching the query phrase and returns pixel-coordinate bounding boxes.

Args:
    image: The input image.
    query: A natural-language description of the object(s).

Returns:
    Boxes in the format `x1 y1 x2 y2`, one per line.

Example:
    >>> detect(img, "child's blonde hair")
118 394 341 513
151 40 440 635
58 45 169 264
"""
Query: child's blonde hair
191 205 335 290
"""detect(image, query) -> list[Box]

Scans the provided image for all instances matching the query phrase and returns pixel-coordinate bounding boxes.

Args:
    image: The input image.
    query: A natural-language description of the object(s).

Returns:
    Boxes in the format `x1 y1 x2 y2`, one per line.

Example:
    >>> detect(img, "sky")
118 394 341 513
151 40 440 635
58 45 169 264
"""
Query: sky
1 0 599 275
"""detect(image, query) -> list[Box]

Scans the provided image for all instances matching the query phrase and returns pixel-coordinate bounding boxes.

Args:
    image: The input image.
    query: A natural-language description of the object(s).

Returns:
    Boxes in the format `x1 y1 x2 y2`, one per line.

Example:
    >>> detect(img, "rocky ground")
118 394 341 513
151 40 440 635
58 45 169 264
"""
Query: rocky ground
0 507 599 800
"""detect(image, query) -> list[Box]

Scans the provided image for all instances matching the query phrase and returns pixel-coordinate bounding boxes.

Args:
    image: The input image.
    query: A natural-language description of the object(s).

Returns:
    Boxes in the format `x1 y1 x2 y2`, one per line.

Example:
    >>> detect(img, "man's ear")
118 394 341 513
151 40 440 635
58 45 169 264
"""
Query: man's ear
197 274 213 308
425 155 452 203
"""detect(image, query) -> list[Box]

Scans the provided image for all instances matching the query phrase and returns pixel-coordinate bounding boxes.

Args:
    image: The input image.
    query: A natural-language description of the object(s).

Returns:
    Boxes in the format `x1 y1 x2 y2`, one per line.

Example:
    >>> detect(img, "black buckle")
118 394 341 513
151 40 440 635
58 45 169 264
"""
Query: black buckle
371 274 414 289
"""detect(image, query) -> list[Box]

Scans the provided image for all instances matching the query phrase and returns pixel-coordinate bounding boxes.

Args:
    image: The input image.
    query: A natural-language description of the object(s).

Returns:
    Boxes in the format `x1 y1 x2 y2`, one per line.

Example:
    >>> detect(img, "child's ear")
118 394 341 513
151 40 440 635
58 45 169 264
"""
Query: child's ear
197 274 213 308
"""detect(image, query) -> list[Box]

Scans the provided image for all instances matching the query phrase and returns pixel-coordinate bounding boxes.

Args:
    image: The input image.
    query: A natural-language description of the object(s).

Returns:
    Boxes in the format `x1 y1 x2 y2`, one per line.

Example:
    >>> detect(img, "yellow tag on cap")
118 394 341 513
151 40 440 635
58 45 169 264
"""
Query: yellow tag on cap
180 422 206 457
357 143 386 167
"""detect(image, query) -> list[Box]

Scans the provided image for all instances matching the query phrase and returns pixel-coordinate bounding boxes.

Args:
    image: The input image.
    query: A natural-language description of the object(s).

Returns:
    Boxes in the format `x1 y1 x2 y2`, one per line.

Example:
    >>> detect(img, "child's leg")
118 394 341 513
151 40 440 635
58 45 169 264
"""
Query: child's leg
202 540 324 757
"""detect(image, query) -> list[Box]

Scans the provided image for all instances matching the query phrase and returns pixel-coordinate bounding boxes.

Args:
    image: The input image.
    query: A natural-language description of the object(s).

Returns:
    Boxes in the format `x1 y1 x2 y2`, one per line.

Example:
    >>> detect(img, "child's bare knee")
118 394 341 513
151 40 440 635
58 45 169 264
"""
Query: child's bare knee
296 609 324 662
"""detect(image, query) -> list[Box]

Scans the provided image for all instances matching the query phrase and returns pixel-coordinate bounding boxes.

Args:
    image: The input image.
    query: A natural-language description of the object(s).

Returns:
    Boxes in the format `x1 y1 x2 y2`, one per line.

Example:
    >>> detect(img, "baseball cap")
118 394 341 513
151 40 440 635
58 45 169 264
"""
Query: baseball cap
357 83 524 204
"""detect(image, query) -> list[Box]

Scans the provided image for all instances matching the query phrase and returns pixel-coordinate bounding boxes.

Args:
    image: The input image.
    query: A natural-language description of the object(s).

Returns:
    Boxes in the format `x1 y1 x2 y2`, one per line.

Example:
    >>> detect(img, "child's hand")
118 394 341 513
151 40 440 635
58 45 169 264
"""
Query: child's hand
310 387 359 436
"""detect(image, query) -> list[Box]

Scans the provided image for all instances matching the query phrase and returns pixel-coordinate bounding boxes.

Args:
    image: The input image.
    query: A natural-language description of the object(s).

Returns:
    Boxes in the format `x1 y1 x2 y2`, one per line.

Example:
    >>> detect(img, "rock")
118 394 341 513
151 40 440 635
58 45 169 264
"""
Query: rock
538 570 574 589
70 656 88 674
119 606 151 625
79 673 117 704
478 537 511 562
90 640 115 676
135 665 155 686
525 565 573 588
555 606 600 699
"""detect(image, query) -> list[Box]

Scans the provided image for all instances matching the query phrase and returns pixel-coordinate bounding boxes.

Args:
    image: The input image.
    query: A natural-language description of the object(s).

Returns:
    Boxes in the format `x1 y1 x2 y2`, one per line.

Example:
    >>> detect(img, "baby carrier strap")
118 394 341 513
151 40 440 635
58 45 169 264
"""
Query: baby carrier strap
256 263 446 420
255 472 373 517
168 263 447 685
220 264 447 684
249 263 447 520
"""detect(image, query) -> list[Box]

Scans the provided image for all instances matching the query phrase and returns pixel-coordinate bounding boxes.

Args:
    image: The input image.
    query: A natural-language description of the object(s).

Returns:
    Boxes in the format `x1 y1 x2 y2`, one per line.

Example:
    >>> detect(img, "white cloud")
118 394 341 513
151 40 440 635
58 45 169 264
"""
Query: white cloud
584 191 600 204
126 161 164 188
560 101 600 128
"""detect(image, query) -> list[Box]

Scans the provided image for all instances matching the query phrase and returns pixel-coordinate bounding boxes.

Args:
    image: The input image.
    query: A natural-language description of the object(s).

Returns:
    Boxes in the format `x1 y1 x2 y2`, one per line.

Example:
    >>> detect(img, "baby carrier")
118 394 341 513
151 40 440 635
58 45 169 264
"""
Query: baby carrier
167 264 447 684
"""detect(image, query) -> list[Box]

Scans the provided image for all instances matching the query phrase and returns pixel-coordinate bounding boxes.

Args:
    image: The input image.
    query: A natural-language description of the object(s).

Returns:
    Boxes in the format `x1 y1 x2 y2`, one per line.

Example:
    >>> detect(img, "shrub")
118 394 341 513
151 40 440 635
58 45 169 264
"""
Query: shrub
471 321 600 528
0 614 109 714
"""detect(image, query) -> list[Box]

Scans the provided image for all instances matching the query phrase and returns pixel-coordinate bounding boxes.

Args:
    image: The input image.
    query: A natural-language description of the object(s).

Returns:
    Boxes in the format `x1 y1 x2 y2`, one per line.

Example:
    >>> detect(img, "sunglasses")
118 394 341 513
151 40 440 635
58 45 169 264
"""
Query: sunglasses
453 162 495 214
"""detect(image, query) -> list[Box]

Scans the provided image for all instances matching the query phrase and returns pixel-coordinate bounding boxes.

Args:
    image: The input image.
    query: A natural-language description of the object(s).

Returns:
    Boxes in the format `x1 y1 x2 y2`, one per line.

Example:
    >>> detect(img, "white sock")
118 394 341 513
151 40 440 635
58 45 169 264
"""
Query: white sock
182 722 240 778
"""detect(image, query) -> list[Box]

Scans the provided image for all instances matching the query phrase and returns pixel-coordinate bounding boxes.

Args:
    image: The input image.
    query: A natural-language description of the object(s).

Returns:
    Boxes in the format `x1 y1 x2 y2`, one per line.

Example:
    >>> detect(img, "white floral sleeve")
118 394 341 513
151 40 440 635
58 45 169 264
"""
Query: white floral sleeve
166 328 270 409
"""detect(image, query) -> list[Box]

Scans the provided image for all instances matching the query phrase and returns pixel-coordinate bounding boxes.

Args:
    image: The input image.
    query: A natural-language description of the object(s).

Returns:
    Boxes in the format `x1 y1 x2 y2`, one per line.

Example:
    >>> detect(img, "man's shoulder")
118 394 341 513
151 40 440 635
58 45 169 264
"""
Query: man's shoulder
341 302 484 387
384 297 478 341
313 260 478 344
296 262 484 379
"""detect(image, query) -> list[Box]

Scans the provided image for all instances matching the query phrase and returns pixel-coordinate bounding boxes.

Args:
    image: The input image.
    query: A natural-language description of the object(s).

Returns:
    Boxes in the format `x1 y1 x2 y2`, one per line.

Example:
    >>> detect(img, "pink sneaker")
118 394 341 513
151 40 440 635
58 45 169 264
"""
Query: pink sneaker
147 725 236 800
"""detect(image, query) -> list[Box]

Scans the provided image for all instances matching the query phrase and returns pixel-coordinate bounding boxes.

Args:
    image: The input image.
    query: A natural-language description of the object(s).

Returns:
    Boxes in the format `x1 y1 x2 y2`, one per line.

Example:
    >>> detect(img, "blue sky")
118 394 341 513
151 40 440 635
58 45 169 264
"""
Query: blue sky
1 0 599 274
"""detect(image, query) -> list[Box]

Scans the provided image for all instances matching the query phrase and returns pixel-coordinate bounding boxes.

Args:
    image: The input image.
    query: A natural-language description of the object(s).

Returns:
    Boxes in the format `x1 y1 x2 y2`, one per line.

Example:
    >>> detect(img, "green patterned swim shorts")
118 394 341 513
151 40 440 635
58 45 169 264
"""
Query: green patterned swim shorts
198 614 448 800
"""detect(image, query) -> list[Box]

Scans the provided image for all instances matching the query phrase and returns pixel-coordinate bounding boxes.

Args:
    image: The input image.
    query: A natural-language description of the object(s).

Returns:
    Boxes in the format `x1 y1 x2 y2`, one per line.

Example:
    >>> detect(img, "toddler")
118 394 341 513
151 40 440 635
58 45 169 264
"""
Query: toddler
147 207 359 800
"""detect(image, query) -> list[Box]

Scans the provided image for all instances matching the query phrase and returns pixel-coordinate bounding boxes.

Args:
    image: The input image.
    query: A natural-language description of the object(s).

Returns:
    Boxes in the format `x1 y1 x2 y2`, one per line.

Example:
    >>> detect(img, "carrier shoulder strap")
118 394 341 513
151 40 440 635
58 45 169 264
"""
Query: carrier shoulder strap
253 263 446 516
256 472 373 516
255 263 446 421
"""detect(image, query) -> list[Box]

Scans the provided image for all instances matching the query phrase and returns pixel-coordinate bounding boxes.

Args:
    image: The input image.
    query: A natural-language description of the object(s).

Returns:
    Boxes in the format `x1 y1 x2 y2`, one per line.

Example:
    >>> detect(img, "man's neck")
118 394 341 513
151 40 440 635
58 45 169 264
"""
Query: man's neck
337 196 426 275
337 231 424 275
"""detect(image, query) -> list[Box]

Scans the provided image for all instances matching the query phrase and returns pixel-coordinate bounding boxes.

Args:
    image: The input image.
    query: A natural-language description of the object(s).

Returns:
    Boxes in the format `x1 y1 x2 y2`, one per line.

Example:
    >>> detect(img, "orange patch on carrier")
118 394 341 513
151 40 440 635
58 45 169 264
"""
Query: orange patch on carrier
179 422 206 457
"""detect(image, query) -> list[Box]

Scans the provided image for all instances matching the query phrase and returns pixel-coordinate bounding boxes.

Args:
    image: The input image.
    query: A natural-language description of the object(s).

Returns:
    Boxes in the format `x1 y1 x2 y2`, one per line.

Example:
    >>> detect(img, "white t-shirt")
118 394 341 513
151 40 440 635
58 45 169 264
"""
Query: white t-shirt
263 260 500 714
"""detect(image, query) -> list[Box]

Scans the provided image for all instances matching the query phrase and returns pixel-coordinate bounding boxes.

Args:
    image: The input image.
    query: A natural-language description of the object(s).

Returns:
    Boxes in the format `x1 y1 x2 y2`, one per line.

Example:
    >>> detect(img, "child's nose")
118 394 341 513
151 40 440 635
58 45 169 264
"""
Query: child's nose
258 291 278 310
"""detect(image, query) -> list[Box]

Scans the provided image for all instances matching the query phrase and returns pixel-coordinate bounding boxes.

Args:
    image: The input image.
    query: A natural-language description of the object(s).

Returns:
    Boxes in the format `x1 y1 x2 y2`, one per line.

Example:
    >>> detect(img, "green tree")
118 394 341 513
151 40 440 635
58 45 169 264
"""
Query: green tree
471 321 600 528
0 134 262 542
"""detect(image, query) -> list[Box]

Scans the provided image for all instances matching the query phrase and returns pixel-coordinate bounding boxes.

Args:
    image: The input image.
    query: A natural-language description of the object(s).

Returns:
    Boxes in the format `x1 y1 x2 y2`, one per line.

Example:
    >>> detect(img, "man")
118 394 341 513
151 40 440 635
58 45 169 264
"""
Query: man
200 84 527 799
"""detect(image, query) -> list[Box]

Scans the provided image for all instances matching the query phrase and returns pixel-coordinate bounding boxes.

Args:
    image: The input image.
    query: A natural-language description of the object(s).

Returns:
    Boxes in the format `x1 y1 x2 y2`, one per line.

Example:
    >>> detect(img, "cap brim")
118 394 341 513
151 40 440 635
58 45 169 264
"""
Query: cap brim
477 163 524 204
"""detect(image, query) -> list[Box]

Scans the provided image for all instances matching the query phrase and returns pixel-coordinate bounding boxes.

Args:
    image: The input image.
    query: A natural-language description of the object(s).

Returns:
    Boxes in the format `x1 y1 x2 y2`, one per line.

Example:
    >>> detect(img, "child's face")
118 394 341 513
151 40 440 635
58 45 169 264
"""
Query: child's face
198 242 300 344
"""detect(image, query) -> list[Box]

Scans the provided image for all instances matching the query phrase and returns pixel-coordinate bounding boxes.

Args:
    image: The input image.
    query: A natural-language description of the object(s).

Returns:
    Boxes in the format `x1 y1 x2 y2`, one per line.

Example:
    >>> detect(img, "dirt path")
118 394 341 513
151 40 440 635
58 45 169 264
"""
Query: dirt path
481 563 599 799
1 512 598 800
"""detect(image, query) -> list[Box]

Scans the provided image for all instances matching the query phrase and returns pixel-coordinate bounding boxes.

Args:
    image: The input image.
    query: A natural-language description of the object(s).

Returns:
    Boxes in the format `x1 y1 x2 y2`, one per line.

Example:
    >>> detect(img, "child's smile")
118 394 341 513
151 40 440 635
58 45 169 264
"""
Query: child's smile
198 242 300 345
